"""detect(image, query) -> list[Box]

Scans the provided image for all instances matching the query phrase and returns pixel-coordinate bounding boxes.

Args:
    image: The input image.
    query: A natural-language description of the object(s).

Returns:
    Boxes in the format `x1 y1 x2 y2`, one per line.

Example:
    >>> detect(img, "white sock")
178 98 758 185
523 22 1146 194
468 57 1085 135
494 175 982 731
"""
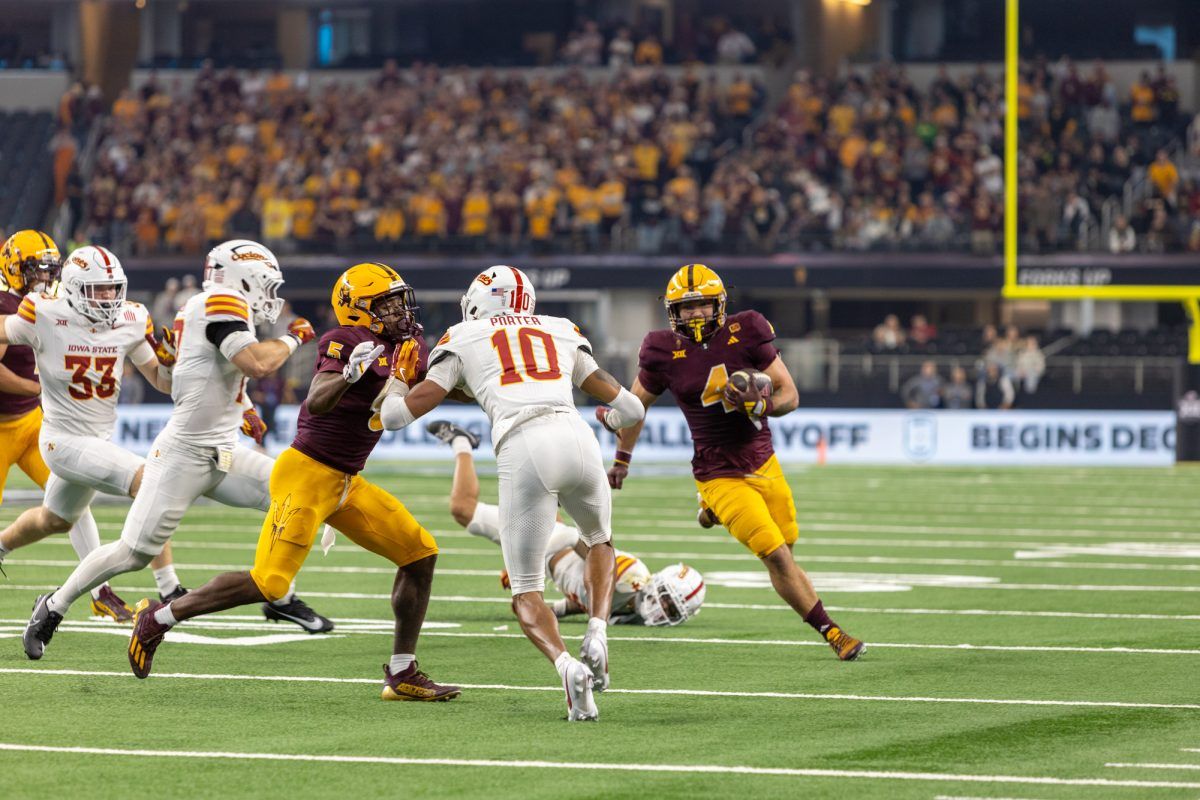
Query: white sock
152 565 179 595
46 590 69 616
554 651 573 679
451 436 473 456
66 511 101 560
587 616 608 637
154 604 178 627
551 598 570 618
389 653 415 674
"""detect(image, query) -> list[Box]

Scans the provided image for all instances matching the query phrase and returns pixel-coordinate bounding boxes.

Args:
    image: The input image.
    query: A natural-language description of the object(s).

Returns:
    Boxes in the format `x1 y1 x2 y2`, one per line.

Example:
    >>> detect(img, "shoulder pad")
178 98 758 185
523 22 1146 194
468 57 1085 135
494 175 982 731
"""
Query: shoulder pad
637 328 677 370
204 292 250 322
318 326 371 362
729 310 775 344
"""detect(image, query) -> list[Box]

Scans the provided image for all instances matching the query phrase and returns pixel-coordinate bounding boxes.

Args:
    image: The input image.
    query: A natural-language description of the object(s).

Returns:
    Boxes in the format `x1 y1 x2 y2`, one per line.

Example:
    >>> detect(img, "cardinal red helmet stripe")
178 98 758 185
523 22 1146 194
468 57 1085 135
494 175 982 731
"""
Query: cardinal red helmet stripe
685 580 705 601
97 246 111 267
509 266 524 312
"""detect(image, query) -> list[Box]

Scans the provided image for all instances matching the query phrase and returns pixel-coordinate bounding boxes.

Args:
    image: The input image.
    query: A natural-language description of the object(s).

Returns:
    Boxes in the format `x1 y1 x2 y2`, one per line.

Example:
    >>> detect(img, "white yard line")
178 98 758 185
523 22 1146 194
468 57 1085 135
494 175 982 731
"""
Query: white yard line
0 669 1197 712
0 743 1196 789
1 620 1194 657
1105 763 1200 771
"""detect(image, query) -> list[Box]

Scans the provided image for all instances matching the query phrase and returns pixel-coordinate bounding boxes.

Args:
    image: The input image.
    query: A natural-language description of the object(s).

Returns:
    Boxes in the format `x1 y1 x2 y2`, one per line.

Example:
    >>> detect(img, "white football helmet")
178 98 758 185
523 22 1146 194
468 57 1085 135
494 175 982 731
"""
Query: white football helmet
203 239 284 325
460 265 536 321
636 563 705 627
59 245 128 327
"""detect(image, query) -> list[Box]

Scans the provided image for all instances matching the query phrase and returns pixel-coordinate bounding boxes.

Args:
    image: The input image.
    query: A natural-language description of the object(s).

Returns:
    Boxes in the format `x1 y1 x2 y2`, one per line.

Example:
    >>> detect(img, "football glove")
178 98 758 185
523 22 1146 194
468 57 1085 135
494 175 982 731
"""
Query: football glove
391 339 420 385
343 341 385 385
146 325 177 368
286 317 316 346
595 405 617 433
240 406 268 445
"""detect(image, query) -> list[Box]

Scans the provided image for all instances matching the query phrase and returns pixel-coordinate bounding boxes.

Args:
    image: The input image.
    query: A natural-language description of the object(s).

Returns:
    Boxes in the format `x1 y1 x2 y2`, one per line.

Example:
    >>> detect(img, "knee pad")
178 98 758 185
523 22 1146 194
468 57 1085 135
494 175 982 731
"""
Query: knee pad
250 569 294 603
578 528 612 548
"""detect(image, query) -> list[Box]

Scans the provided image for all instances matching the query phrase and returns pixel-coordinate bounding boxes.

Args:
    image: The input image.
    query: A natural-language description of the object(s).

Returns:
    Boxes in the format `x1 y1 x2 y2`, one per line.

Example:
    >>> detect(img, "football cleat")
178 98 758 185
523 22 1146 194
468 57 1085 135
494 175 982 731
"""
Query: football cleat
381 662 462 702
23 593 63 660
262 597 335 633
563 659 598 721
159 585 189 603
128 598 171 679
824 626 866 661
579 631 610 692
90 585 134 623
425 419 481 450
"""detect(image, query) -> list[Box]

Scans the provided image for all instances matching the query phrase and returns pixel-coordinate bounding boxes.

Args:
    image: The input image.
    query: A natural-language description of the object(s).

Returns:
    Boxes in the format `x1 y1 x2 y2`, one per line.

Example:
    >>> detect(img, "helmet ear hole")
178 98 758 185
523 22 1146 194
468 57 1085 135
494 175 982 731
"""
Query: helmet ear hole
242 279 251 293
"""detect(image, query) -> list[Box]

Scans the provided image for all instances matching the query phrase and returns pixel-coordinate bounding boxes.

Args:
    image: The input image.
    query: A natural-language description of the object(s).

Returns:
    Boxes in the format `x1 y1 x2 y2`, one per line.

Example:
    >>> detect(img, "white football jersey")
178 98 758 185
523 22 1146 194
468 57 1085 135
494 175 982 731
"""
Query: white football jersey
3 293 154 438
165 288 258 447
428 314 595 446
554 548 651 616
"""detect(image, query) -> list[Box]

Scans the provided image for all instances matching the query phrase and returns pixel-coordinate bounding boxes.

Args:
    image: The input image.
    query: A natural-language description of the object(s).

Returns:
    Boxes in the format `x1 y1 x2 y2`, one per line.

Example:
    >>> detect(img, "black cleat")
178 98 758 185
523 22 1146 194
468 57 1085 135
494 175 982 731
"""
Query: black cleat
24 593 63 660
425 419 481 450
262 597 334 633
159 585 189 603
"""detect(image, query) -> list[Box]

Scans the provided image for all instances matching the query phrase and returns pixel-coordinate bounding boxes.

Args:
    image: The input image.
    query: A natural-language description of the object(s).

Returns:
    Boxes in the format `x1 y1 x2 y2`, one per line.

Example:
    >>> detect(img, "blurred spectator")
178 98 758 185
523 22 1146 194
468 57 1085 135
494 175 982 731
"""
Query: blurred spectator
942 366 973 409
976 362 1015 410
716 23 756 64
175 274 199 311
48 127 78 206
901 361 943 409
1014 336 1046 394
909 314 937 345
1147 149 1179 206
1108 214 1136 253
872 314 904 351
152 277 179 327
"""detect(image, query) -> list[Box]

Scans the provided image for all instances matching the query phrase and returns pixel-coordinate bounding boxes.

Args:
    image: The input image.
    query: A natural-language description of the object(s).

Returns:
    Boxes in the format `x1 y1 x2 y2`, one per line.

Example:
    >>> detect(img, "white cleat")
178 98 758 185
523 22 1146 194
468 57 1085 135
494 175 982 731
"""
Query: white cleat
579 632 609 692
563 659 598 722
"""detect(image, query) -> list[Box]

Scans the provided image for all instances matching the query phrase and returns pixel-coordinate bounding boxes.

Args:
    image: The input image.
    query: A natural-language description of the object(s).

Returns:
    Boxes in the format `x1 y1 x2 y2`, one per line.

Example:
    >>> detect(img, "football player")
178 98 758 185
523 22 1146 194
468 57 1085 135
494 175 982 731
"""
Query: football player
0 245 179 622
23 239 330 659
601 264 866 661
427 419 706 626
378 265 647 721
0 232 149 621
126 262 460 703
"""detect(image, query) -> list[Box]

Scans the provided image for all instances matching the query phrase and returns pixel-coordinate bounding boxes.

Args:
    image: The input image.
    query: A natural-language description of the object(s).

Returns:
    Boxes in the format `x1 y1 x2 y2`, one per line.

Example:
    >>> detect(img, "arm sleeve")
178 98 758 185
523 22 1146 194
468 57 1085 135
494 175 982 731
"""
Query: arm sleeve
743 312 780 370
635 335 669 396
571 347 601 388
3 314 38 348
424 351 464 392
129 339 156 367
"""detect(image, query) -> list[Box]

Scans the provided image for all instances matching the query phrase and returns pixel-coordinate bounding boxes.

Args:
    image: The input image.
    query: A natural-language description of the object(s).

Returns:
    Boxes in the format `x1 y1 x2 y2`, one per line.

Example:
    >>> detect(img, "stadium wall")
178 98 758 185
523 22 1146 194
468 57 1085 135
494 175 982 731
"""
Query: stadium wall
0 73 71 110
109 405 1175 467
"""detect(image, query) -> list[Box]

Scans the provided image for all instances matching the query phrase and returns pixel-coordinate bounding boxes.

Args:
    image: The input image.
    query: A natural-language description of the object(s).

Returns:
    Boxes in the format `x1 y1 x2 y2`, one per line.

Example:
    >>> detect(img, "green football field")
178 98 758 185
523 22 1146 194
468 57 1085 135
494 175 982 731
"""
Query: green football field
0 462 1198 799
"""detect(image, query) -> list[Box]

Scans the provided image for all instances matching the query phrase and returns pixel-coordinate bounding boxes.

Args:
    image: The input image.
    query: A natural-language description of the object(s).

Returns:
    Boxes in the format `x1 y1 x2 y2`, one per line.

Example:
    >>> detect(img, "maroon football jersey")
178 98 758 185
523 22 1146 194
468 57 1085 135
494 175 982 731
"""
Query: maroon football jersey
0 290 40 417
638 310 779 481
292 325 429 475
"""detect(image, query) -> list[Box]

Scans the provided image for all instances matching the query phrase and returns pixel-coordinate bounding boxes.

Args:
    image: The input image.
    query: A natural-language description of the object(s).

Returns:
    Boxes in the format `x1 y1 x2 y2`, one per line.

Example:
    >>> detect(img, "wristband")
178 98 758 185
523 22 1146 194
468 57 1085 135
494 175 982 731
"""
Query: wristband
613 449 633 467
278 334 300 355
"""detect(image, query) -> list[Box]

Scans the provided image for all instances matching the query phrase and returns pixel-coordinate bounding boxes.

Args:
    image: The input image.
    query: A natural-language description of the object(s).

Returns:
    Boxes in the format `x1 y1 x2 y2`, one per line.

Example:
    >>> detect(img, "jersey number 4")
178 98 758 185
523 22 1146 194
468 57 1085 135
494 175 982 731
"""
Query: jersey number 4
700 364 736 413
490 328 561 385
65 355 117 400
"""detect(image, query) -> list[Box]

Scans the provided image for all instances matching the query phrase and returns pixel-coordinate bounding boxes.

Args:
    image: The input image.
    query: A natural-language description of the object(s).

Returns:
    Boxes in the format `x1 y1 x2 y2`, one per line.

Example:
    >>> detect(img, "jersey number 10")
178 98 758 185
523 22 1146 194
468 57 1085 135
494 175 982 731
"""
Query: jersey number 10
490 328 561 385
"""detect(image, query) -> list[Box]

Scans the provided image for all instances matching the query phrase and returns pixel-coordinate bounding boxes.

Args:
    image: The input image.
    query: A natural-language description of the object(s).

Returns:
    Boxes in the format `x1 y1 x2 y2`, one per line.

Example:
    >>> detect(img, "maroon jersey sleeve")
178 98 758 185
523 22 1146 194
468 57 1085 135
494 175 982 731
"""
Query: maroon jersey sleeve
636 330 675 396
314 327 371 375
737 311 779 370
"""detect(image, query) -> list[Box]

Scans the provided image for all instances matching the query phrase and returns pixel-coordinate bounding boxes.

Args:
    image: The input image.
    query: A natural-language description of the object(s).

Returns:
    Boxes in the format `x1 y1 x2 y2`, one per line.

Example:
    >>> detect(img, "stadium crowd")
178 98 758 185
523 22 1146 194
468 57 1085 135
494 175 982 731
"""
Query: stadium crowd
67 57 1198 257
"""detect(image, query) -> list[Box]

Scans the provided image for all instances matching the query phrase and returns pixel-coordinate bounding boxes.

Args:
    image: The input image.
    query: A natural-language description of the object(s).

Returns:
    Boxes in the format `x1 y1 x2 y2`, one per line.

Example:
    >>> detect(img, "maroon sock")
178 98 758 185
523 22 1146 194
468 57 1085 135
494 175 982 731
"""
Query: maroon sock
803 600 835 635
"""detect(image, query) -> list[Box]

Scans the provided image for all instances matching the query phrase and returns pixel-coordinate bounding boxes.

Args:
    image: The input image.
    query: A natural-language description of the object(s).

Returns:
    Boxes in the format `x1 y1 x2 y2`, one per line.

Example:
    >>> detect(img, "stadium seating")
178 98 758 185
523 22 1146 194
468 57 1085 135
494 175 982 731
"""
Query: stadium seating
0 110 55 233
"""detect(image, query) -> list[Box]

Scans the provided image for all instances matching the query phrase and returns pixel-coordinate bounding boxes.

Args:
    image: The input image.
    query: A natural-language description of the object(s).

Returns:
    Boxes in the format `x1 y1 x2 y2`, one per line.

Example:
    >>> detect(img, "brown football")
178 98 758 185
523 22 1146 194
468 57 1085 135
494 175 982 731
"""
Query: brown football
728 369 772 397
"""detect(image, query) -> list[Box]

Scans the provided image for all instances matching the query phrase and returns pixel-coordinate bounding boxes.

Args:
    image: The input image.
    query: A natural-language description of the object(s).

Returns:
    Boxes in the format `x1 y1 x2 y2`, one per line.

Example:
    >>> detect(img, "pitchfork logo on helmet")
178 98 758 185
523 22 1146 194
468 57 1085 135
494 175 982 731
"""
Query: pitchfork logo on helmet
460 265 536 321
1 229 61 295
58 245 128 327
636 563 705 627
664 264 727 343
331 262 421 342
203 239 284 325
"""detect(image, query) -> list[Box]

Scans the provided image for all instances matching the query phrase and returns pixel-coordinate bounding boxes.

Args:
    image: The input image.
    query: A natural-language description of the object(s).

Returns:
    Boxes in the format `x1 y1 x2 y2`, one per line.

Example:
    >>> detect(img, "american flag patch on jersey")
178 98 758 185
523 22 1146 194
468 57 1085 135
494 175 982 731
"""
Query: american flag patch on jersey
124 310 136 322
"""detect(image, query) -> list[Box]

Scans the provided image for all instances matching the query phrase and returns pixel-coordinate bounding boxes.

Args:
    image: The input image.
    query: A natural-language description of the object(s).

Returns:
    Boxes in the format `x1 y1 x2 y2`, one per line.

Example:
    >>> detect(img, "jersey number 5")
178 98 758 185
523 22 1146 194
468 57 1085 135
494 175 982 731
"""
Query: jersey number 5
490 328 561 385
65 355 117 400
700 364 736 413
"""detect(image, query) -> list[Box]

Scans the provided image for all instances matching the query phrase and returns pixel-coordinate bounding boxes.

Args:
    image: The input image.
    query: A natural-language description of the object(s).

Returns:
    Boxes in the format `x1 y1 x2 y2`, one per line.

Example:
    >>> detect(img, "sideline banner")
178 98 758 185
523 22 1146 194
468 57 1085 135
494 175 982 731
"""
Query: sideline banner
110 406 1175 466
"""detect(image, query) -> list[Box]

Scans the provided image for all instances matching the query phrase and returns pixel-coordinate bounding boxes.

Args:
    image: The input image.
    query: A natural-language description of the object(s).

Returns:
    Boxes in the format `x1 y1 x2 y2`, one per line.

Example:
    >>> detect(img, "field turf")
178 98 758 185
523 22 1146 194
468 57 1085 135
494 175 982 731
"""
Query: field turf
0 463 1197 799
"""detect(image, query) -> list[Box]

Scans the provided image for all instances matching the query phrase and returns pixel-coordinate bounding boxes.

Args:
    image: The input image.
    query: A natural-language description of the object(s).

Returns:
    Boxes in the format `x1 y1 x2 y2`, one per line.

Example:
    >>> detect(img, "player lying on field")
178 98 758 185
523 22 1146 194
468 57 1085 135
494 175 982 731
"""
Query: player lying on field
428 419 706 626
126 263 460 702
378 265 645 721
601 263 866 661
23 240 333 661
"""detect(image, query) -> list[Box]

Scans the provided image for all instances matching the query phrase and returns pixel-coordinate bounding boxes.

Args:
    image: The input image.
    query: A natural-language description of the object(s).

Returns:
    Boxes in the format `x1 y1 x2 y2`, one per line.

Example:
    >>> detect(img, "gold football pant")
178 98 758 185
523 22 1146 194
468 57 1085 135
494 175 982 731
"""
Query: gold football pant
695 454 799 558
0 407 50 503
249 447 438 601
